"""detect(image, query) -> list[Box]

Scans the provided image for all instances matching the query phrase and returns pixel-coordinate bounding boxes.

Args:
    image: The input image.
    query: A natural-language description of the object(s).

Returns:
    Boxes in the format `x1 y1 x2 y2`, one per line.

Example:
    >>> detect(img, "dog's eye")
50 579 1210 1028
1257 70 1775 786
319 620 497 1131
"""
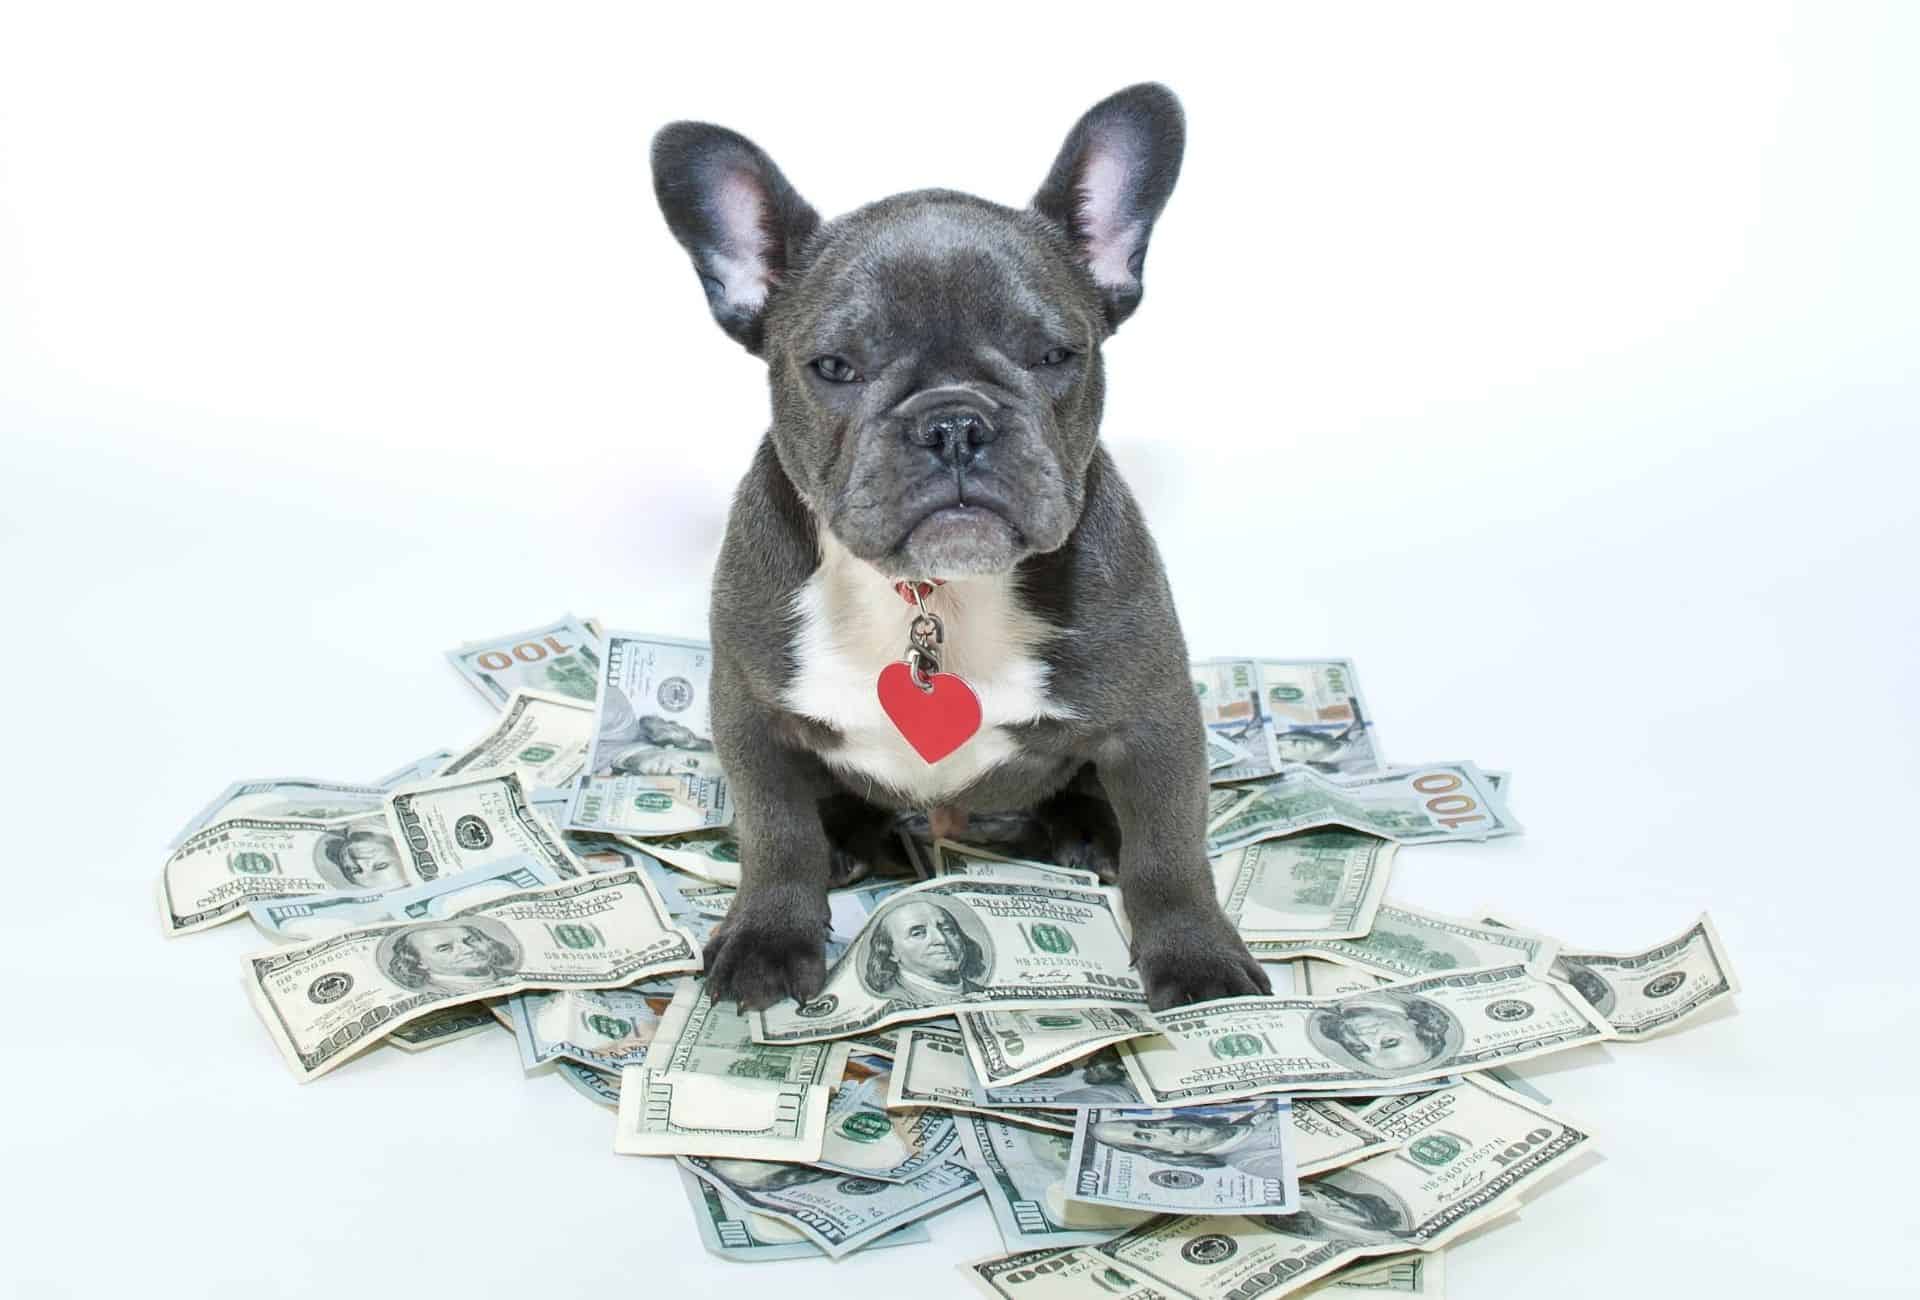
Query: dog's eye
1033 347 1075 368
811 355 862 383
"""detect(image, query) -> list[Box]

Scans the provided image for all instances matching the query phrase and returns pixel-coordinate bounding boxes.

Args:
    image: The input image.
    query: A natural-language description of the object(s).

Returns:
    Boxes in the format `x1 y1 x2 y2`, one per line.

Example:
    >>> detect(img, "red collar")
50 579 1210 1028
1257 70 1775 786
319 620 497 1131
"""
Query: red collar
892 578 945 604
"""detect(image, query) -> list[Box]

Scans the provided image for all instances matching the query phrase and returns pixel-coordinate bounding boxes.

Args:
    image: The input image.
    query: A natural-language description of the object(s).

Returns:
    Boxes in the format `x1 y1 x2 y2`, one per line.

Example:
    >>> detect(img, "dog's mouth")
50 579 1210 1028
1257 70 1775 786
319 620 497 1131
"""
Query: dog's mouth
892 482 1026 577
909 503 1020 549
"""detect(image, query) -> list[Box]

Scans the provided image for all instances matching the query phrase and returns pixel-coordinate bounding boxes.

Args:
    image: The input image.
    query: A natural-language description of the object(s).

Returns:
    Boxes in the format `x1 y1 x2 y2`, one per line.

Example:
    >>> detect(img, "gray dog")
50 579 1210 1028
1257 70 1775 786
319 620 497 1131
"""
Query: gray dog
650 83 1268 1011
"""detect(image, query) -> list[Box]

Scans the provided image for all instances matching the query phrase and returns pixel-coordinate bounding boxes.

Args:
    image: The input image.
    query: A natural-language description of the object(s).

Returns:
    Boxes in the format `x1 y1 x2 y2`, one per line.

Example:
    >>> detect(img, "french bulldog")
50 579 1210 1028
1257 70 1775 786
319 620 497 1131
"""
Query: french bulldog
650 82 1269 1011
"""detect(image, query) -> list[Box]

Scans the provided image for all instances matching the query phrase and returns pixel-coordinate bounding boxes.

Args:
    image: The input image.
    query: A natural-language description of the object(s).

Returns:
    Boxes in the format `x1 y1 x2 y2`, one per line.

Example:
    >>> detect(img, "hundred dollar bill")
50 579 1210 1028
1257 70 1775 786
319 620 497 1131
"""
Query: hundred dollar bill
633 829 741 883
964 1246 1443 1300
372 751 456 791
1206 763 1518 853
674 880 735 917
561 833 688 900
1193 658 1383 783
960 1007 1163 1088
1322 1253 1446 1295
169 778 389 850
554 1059 622 1107
1022 1077 1589 1300
386 770 586 881
1066 1099 1299 1214
965 1044 1145 1108
386 1004 500 1051
1294 959 1387 998
888 1027 1076 1132
848 1026 904 1059
937 842 1103 888
249 857 561 942
529 786 574 842
1118 963 1614 1104
436 689 595 787
683 1154 981 1259
622 848 696 912
161 813 427 936
1287 1098 1396 1175
1213 832 1396 941
814 1059 961 1182
508 981 678 1072
566 633 730 835
963 1245 1184 1300
1207 733 1249 771
1480 911 1740 1040
957 1112 1153 1250
447 614 603 707
827 878 916 960
615 1067 829 1160
1207 786 1245 822
650 980 852 1085
1247 902 1559 979
243 869 700 1080
1124 966 1450 1105
566 839 719 941
755 878 1147 1043
677 1164 929 1261
1057 1098 1388 1217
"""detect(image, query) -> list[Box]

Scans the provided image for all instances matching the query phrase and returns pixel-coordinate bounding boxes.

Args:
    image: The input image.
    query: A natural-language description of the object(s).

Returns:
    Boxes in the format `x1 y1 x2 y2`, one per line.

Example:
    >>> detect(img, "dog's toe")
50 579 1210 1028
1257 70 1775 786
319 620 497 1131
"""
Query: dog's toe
1134 912 1272 1010
703 912 828 1011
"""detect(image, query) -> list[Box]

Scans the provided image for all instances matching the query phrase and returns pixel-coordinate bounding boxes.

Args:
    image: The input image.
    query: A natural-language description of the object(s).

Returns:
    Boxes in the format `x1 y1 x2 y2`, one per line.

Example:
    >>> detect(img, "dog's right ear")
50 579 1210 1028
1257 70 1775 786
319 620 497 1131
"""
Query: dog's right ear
651 123 820 355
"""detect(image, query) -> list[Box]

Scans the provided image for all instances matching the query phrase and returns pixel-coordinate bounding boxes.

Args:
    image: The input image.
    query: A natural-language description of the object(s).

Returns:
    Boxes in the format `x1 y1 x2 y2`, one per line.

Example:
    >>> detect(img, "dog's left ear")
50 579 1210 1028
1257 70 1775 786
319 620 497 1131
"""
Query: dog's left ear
1031 83 1186 333
651 121 821 355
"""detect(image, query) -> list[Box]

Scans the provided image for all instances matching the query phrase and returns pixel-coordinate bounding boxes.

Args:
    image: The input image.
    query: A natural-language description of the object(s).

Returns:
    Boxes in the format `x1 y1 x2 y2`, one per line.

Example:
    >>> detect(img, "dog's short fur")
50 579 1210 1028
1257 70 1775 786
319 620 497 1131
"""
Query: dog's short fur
651 83 1268 1010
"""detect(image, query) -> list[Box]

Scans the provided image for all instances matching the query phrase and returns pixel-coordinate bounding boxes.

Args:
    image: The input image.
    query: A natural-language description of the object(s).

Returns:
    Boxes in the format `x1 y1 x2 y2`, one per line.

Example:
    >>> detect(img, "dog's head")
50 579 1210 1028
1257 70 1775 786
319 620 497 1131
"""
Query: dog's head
651 84 1185 579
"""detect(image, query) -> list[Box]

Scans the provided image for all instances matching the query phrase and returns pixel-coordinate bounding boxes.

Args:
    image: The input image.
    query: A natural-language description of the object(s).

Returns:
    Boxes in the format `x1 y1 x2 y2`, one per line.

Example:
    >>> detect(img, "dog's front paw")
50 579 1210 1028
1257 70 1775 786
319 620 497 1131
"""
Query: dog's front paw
1132 906 1272 1010
703 899 830 1011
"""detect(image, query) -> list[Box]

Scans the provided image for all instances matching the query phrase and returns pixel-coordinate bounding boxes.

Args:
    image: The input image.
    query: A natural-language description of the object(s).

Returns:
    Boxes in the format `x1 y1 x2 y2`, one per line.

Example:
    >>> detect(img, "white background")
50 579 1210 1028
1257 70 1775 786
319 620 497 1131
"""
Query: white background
3 3 1916 1296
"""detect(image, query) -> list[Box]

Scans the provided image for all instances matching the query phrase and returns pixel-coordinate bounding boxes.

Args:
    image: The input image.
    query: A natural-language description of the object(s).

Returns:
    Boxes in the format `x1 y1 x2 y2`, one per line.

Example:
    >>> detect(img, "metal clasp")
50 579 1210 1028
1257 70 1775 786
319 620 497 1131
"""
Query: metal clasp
904 583 945 690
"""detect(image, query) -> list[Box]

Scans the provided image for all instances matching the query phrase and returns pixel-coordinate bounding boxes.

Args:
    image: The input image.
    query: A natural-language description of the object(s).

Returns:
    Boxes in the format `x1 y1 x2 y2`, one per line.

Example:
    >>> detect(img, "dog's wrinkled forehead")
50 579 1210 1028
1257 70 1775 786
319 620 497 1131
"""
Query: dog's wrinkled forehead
769 195 1099 363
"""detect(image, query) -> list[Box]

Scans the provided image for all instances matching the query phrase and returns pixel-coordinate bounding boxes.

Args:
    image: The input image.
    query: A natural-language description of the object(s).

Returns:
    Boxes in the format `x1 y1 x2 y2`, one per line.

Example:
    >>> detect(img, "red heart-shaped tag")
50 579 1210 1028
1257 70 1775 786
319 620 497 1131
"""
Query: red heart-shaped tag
876 661 983 764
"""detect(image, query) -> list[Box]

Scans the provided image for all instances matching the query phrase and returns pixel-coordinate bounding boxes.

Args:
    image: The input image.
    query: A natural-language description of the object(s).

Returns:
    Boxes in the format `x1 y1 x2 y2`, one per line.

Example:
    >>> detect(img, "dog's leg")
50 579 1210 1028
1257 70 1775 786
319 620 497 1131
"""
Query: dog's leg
701 657 837 1010
1099 715 1271 1009
818 790 915 885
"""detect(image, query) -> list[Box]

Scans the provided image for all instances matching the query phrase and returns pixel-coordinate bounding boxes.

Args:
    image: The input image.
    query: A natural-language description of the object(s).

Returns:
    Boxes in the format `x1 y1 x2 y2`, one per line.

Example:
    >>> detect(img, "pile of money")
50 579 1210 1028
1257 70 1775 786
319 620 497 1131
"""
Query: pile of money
160 623 1741 1291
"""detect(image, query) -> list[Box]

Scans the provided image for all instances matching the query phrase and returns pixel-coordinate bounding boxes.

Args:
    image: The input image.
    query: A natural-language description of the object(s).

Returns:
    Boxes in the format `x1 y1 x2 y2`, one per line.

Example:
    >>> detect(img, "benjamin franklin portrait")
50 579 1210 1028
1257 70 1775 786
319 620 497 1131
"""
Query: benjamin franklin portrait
593 686 721 777
1259 1169 1414 1245
1306 991 1463 1078
312 817 408 891
858 898 992 1005
1088 1104 1291 1182
379 918 522 995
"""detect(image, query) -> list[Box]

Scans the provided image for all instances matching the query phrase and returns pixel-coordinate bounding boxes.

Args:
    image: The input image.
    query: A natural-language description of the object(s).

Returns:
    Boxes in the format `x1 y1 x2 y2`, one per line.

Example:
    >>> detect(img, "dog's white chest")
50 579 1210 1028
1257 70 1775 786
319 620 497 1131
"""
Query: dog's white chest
782 537 1073 804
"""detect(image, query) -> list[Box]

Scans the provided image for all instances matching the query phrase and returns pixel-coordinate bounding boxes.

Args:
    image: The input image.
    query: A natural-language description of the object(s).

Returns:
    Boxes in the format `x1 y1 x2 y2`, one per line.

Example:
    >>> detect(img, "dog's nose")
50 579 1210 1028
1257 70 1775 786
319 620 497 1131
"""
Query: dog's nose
909 405 998 466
